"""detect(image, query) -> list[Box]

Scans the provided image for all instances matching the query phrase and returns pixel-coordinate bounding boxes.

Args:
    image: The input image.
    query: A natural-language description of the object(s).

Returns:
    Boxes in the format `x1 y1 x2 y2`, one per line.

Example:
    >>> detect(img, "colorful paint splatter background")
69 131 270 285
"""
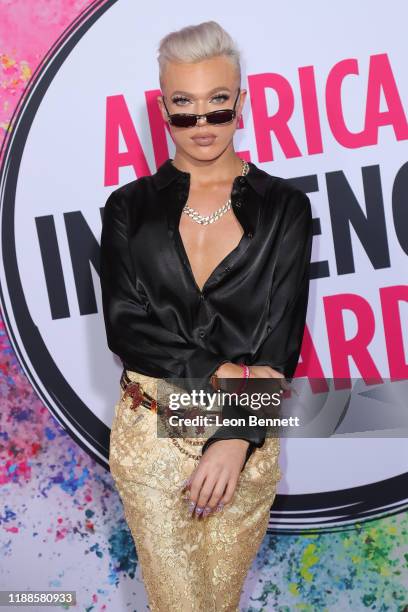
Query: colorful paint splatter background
1 2 408 610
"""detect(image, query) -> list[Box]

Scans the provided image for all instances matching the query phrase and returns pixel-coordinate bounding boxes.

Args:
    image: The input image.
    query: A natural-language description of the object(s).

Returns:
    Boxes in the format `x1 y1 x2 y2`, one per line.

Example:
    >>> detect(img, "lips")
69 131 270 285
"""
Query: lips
192 134 216 146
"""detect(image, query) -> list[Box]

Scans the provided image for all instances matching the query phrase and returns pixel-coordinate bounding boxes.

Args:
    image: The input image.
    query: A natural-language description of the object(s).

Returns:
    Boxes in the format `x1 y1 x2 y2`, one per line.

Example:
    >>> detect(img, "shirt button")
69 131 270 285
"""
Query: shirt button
224 266 231 273
239 176 246 184
199 293 205 301
247 231 253 238
235 201 242 208
198 329 206 338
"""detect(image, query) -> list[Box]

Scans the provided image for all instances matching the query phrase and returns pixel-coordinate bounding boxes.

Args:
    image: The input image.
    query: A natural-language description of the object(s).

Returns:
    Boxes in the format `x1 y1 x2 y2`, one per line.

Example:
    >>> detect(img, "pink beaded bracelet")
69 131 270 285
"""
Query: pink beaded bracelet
236 362 250 394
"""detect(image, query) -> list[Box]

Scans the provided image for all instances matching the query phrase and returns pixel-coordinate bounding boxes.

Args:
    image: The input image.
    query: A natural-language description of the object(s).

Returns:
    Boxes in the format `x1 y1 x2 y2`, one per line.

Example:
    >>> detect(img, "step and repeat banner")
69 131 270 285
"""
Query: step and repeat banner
1 0 407 609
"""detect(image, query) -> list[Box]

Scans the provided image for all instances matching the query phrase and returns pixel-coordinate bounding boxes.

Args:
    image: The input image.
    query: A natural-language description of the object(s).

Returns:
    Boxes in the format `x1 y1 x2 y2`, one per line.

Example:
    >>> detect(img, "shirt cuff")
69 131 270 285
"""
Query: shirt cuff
200 398 267 471
201 437 259 471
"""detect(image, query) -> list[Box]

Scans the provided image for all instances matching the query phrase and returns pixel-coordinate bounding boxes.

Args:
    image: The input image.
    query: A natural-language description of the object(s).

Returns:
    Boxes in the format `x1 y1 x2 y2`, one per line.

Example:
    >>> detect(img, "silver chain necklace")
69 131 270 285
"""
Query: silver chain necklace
182 160 250 226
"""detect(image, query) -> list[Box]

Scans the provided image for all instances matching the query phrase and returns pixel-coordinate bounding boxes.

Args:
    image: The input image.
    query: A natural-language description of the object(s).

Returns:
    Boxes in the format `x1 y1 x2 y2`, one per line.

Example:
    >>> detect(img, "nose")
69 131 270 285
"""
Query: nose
196 114 207 125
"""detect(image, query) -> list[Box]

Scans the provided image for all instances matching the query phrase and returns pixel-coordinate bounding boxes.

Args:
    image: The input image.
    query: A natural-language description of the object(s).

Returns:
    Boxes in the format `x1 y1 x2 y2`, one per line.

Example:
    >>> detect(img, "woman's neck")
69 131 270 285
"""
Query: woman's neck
171 151 244 188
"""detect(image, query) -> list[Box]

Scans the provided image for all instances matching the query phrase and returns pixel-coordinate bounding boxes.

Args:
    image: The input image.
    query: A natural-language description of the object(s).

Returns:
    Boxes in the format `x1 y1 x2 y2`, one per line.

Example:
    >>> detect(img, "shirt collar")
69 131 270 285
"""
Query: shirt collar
152 157 271 197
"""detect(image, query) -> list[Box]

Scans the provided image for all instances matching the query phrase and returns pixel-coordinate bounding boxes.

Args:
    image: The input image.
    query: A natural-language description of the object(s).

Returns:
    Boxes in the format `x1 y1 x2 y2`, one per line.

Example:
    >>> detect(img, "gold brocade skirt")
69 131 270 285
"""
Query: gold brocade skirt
109 369 282 612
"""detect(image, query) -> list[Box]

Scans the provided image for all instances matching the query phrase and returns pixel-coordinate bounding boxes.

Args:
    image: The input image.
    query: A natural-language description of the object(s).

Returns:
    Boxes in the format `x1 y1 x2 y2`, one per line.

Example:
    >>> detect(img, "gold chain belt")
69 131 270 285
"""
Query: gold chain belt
119 369 203 460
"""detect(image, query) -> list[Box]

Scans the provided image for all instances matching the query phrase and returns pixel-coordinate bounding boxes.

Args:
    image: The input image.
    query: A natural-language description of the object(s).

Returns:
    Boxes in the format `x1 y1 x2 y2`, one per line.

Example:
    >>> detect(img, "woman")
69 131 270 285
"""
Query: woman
100 20 313 612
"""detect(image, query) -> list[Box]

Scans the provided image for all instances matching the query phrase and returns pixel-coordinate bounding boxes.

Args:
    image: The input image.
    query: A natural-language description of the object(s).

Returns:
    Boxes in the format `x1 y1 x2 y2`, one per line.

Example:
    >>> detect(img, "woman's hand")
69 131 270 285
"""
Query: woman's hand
217 362 291 394
217 362 285 379
182 362 286 518
182 438 250 518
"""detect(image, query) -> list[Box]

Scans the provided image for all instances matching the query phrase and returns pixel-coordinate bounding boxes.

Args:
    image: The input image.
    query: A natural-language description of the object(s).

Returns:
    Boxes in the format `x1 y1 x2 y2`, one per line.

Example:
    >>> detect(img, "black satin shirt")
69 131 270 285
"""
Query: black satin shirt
100 158 313 468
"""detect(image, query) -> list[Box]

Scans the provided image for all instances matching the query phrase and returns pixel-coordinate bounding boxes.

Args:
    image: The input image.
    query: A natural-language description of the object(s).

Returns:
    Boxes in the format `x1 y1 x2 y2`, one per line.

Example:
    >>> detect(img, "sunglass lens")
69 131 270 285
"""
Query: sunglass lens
206 110 235 125
170 115 197 127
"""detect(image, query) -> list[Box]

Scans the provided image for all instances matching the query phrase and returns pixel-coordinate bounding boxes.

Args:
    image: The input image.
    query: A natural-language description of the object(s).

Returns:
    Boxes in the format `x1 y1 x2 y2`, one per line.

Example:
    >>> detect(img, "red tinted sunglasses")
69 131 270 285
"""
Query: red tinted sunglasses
162 88 240 128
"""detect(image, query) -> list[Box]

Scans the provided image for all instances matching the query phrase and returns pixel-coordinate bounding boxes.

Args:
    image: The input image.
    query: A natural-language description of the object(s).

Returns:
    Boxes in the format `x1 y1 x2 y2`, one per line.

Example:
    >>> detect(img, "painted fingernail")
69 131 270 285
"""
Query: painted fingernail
188 501 196 514
215 503 224 512
195 506 203 516
202 506 212 517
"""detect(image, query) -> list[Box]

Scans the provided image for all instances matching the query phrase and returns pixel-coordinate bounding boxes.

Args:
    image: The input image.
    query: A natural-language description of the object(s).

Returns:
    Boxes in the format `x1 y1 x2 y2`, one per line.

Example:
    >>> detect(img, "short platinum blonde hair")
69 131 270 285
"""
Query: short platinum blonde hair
157 20 241 90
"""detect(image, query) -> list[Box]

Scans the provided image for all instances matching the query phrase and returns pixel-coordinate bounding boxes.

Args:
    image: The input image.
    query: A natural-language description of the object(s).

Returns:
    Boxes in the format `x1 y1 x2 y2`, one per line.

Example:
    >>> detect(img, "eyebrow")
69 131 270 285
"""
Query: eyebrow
170 86 232 97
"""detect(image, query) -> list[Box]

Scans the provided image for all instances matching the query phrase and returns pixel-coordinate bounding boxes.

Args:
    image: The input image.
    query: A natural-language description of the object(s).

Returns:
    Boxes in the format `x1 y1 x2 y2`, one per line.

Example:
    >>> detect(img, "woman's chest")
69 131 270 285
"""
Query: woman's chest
178 209 245 293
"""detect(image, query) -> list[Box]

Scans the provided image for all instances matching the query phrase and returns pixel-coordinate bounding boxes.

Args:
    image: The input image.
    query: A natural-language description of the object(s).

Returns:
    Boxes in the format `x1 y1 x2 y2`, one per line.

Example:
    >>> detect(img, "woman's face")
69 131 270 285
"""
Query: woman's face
157 55 246 162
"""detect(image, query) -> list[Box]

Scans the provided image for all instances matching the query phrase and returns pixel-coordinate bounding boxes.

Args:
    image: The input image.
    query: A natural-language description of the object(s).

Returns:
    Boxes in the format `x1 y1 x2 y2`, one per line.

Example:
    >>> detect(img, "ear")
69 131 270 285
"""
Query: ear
237 89 247 120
